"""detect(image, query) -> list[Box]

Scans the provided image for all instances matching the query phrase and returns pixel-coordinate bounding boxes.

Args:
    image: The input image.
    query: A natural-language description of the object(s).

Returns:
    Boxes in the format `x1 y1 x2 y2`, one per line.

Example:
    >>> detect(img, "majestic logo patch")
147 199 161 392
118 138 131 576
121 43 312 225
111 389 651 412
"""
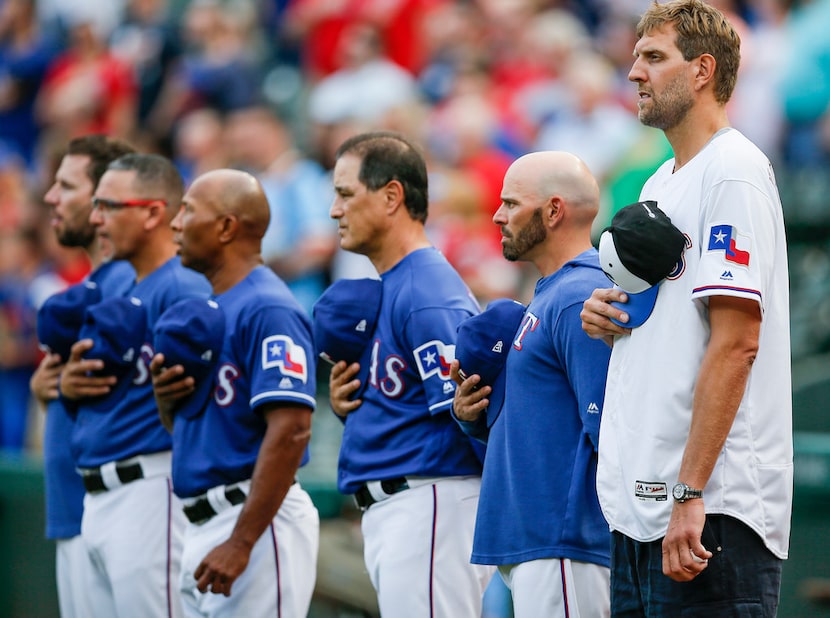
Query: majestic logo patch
587 402 600 414
634 481 668 501
413 340 455 380
708 224 750 266
262 335 308 383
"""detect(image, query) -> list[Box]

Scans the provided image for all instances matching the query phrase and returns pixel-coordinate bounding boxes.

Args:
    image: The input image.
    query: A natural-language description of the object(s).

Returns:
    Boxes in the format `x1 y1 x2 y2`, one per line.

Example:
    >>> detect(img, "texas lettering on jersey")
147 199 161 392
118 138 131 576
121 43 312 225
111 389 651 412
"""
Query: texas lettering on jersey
133 343 156 386
364 338 456 399
261 334 308 383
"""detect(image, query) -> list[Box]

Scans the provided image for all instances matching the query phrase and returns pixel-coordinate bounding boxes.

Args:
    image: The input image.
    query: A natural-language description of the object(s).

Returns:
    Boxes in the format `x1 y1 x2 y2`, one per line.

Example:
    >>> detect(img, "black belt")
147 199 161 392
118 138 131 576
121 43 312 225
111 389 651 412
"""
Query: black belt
81 462 143 493
354 477 410 510
183 487 247 524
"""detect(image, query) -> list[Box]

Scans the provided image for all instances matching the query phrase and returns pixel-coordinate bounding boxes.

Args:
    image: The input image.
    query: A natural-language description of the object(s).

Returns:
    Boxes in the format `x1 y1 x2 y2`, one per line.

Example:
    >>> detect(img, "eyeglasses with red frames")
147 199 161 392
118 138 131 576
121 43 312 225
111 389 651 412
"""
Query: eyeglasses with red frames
91 197 168 212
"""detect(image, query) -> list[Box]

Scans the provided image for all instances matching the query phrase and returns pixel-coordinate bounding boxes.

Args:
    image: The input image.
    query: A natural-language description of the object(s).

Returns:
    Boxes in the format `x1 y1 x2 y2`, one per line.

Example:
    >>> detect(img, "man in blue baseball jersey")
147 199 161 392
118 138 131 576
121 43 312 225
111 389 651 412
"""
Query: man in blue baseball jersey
326 131 494 616
150 168 319 617
59 153 211 618
451 151 612 617
30 134 136 618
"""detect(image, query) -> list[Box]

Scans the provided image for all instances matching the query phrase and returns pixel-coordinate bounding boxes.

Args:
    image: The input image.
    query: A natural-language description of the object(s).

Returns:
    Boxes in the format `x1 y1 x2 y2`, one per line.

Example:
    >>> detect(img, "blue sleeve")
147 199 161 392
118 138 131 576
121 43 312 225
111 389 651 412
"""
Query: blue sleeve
451 404 489 444
554 303 611 451
242 305 317 412
404 306 470 415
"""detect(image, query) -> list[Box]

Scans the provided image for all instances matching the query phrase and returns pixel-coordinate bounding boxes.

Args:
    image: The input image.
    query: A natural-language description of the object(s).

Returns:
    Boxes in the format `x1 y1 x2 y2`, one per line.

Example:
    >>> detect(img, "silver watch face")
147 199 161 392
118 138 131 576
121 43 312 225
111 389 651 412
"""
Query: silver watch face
672 483 686 500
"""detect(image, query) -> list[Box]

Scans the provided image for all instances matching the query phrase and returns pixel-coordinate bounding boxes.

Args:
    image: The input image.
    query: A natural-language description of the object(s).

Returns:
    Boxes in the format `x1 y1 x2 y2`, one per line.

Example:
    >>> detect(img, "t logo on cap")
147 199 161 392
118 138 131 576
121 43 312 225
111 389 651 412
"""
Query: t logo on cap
598 200 686 327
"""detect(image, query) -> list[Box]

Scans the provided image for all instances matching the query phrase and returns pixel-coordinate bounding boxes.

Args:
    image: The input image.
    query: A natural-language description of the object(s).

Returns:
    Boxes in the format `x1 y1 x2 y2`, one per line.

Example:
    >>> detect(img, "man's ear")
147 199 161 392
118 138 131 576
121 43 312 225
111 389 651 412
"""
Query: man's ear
144 202 168 232
547 196 565 228
384 179 405 214
217 214 238 244
694 53 716 91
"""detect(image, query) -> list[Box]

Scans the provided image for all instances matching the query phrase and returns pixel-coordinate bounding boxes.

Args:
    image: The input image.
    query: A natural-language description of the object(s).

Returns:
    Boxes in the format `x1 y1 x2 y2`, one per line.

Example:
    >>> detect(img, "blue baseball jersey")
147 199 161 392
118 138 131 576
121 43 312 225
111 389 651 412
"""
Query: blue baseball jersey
71 256 211 467
43 259 135 539
337 248 483 494
171 266 317 498
471 250 612 568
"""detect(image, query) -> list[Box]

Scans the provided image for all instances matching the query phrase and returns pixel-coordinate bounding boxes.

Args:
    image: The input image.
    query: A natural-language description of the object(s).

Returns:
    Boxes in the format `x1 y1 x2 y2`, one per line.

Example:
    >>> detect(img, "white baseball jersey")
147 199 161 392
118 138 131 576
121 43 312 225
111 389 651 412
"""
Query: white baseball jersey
596 128 793 559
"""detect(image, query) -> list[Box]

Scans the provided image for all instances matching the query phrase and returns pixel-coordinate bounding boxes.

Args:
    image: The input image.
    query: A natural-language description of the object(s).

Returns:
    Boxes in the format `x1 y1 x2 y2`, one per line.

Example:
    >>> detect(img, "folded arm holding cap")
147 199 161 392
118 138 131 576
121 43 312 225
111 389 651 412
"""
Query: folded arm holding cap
328 360 365 419
449 359 491 443
59 338 118 401
30 353 63 407
581 288 634 346
583 201 686 340
149 355 195 432
313 278 382 419
151 297 225 430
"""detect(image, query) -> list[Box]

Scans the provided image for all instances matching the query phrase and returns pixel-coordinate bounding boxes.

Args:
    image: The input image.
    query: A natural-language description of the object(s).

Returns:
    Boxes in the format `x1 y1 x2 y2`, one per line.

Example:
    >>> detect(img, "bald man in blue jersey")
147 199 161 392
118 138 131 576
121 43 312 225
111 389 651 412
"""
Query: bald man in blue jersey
452 151 612 617
151 168 319 617
326 131 494 617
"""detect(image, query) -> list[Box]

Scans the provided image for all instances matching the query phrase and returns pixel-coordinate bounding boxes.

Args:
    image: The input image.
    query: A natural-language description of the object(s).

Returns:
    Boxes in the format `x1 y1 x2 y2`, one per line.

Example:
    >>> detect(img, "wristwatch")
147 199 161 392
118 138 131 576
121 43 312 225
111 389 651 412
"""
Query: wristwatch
672 482 703 503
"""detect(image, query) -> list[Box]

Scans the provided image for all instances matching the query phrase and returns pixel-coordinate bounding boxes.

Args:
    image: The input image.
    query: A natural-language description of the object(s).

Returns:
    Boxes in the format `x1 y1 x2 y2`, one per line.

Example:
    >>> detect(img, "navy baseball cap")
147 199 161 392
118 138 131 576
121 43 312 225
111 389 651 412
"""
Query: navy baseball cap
153 297 225 421
37 281 102 359
312 277 382 402
78 296 147 379
599 200 686 328
312 278 382 365
455 298 526 427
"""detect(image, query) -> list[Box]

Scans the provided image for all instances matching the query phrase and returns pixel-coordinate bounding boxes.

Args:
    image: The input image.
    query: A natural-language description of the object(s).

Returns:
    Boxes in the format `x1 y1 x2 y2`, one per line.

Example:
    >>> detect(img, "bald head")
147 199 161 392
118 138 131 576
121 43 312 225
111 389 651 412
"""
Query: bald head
189 168 271 241
496 151 600 275
504 151 600 225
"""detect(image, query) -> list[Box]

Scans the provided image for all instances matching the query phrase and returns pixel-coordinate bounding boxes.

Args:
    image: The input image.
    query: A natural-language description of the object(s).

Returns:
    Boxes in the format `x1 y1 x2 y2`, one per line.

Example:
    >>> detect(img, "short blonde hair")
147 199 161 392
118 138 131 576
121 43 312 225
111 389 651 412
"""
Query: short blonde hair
637 0 741 104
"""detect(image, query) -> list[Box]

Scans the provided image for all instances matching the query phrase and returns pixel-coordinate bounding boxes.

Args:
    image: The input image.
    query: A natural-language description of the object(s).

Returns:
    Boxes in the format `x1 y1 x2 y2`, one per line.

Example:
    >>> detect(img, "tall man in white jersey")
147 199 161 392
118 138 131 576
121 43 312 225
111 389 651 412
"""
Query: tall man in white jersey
581 1 792 615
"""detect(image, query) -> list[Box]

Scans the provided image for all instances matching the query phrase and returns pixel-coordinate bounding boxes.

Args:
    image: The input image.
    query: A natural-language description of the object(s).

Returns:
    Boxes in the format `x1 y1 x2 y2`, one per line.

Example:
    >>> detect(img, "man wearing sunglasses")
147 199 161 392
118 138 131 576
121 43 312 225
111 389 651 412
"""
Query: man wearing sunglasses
60 153 211 618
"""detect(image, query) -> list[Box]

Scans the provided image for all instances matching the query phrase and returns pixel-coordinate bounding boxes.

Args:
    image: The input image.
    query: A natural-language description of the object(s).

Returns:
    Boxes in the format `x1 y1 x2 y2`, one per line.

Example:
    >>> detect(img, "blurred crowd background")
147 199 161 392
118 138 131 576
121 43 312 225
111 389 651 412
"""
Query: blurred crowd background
1 0 830 454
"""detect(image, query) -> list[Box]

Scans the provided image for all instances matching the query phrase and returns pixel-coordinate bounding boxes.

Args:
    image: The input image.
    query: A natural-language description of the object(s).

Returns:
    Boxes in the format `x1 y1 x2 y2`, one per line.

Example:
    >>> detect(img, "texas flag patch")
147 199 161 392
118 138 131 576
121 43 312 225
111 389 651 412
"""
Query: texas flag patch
262 335 308 383
413 340 455 381
707 224 751 267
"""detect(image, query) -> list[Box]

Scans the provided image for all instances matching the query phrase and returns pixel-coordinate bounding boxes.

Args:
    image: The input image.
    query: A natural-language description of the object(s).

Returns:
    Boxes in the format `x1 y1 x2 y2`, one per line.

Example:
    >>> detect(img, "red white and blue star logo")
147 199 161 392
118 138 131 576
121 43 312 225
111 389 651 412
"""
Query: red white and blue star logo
262 335 308 383
413 340 455 380
707 224 750 266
